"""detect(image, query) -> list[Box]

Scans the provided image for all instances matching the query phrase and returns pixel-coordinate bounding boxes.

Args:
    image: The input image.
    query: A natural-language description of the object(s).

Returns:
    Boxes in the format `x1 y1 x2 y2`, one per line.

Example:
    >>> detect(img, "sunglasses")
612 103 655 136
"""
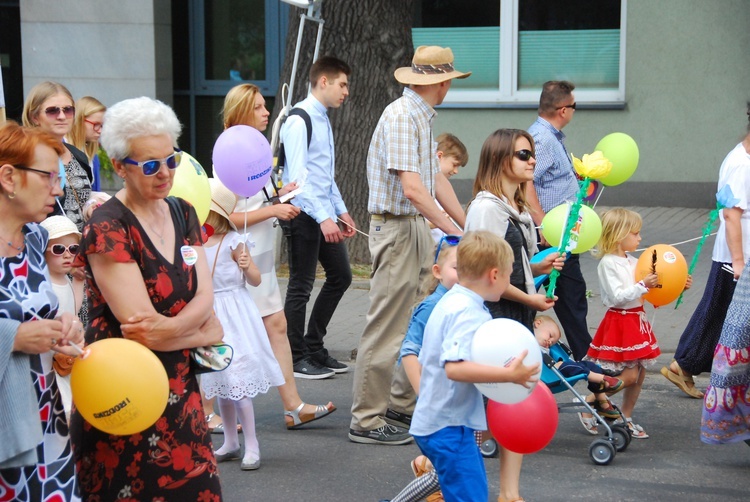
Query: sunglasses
44 106 76 118
14 165 63 187
434 234 461 263
85 119 103 132
556 102 577 110
49 244 80 256
123 149 182 176
514 149 535 162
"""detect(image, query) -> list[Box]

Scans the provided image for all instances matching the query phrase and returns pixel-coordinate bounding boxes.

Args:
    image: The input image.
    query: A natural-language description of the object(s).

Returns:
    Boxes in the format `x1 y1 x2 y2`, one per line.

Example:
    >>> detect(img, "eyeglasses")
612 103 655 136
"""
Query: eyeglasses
85 119 103 132
513 149 535 162
14 165 63 187
123 149 182 176
434 234 461 263
556 102 576 111
49 244 80 256
44 106 76 118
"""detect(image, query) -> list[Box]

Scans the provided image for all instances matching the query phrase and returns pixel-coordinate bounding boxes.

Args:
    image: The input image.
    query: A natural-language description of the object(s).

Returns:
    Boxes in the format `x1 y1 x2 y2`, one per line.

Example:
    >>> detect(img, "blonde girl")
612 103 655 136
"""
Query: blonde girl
68 96 106 191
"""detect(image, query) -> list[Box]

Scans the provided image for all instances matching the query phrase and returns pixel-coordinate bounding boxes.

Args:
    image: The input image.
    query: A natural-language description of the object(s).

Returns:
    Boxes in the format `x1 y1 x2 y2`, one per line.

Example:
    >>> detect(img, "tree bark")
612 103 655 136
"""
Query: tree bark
273 0 416 263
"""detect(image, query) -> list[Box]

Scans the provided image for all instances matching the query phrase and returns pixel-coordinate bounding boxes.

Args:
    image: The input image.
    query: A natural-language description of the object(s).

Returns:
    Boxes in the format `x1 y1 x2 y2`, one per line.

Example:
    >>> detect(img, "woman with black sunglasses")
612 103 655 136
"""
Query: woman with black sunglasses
22 81 93 233
69 97 224 500
465 128 564 502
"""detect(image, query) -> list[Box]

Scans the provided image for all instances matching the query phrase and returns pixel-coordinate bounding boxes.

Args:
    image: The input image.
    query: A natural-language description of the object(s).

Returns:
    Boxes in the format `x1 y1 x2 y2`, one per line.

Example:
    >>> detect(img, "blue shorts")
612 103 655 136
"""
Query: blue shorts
413 426 487 502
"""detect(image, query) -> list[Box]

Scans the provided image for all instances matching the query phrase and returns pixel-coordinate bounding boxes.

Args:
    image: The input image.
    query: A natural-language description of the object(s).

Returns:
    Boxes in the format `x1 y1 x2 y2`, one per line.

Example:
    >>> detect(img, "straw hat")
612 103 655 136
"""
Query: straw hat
209 178 238 231
40 215 81 240
394 46 471 86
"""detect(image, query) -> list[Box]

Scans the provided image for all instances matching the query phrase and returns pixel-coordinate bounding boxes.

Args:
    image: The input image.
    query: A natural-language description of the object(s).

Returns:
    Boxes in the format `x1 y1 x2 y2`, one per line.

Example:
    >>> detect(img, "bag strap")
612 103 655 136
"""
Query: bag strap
166 196 187 239
210 233 227 278
275 107 313 170
509 218 529 254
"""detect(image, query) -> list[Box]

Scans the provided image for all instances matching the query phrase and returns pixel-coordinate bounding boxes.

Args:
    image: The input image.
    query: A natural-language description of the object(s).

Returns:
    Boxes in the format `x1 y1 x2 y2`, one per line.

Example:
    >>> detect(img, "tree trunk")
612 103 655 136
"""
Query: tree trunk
273 0 416 264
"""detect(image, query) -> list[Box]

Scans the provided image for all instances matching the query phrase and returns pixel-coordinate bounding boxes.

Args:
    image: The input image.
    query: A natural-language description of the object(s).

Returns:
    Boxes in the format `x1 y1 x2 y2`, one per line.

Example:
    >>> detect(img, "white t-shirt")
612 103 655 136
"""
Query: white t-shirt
713 142 750 264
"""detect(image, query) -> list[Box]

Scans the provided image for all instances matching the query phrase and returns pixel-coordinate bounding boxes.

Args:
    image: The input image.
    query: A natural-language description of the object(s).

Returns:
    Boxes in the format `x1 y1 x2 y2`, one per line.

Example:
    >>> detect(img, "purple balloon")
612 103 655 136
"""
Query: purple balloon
212 125 273 197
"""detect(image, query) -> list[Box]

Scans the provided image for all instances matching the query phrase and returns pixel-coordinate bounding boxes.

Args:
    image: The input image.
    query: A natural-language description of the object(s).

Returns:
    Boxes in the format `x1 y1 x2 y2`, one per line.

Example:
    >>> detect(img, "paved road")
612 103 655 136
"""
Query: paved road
215 207 749 501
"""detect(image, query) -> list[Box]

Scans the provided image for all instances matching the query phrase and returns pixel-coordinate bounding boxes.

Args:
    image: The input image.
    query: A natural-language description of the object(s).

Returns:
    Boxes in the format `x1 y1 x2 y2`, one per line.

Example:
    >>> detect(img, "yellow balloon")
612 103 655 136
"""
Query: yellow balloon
71 338 169 435
169 152 211 224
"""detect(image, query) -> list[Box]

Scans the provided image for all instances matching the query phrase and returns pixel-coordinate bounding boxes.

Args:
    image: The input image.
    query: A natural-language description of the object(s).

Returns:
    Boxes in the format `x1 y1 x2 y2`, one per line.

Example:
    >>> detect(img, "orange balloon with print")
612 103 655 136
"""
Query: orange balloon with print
635 244 688 307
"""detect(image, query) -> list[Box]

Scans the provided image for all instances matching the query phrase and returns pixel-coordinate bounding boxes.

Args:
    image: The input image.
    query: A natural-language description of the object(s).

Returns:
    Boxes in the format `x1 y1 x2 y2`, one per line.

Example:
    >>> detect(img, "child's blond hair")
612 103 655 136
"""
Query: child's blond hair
593 208 643 258
436 133 469 167
457 230 513 281
205 210 234 236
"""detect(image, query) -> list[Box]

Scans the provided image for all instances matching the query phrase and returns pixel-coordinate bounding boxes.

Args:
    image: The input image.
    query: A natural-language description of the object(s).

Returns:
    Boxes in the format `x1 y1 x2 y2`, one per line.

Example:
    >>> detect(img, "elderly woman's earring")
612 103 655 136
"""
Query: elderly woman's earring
7 191 16 199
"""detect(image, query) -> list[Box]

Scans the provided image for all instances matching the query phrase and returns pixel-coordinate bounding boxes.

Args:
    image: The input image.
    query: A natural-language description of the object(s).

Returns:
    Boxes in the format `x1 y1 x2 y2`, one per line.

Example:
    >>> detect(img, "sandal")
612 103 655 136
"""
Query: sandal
660 362 704 399
577 412 598 435
410 455 433 477
625 418 649 439
594 399 621 420
284 402 337 430
206 413 224 434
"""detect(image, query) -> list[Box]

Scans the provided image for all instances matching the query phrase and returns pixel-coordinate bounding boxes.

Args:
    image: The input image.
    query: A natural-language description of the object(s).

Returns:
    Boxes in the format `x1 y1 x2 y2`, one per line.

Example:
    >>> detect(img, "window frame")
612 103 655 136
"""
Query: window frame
439 0 627 107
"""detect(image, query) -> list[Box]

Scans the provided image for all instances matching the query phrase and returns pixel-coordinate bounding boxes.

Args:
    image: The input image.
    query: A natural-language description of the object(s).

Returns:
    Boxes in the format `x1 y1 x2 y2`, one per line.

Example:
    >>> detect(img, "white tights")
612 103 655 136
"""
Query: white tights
214 396 259 463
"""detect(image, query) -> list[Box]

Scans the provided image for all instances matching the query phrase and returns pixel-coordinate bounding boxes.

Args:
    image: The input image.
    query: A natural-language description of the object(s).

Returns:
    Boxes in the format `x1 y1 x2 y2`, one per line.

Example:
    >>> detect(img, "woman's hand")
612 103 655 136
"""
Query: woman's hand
531 252 565 276
273 203 300 221
13 319 64 354
527 293 556 312
120 311 175 350
57 312 84 346
278 182 299 197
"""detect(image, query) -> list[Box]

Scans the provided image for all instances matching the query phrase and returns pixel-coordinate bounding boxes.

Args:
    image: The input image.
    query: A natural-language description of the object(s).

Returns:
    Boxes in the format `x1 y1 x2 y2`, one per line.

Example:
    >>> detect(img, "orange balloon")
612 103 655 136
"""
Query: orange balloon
635 245 688 307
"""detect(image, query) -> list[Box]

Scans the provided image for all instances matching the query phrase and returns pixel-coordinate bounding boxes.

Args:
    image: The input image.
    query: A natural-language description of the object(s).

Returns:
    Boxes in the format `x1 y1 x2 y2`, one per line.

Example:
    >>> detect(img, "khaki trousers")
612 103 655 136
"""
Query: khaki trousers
350 215 432 431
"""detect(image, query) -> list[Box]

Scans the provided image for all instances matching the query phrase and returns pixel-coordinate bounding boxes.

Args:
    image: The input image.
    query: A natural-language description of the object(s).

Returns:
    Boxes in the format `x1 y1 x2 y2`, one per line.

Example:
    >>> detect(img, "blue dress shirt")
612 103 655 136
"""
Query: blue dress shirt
528 116 579 213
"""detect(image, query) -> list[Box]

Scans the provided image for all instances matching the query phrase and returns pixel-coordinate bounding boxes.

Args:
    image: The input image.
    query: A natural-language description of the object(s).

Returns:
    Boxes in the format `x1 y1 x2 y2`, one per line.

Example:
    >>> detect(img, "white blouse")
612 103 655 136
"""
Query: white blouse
597 253 648 309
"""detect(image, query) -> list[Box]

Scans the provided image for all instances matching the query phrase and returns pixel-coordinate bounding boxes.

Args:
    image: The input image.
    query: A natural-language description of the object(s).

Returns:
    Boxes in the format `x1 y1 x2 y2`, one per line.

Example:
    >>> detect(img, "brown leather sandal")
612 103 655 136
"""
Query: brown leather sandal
660 362 704 399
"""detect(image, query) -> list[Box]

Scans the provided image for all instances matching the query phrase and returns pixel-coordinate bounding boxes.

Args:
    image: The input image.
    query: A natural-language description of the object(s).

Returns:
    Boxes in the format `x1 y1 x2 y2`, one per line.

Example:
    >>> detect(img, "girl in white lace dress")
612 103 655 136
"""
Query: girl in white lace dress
201 179 284 471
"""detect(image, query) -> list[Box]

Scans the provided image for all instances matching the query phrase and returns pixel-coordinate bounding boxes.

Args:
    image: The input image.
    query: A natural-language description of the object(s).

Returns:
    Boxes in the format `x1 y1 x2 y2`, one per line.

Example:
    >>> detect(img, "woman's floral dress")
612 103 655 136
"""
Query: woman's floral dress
69 197 222 501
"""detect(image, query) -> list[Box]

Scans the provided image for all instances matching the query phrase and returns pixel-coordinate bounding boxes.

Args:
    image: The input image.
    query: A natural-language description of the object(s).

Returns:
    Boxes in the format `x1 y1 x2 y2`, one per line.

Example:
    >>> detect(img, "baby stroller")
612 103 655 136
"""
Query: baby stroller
541 341 632 465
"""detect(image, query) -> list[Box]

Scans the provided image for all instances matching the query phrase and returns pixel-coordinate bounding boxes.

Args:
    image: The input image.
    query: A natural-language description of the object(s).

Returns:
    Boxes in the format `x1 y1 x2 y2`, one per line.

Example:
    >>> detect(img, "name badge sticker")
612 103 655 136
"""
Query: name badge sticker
181 245 198 266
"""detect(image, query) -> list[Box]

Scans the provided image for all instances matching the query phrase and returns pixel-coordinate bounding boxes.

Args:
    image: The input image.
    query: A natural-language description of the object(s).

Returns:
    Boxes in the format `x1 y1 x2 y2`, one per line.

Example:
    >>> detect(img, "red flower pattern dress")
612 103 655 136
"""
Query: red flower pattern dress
69 197 222 501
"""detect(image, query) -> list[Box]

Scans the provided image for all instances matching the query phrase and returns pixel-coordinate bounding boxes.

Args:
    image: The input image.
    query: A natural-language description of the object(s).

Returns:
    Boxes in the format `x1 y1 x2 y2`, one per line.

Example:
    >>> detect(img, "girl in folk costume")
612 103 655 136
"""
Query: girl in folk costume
200 179 284 470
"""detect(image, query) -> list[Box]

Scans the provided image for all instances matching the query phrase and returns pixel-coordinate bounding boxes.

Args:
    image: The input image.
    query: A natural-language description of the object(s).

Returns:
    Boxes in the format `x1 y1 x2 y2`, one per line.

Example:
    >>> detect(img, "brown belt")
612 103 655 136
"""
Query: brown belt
370 213 422 222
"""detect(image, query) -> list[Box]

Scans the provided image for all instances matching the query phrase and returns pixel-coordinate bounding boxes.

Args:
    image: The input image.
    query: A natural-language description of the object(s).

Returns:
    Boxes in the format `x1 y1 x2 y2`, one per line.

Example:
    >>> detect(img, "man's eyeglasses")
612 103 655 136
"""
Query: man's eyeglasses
556 102 576 111
513 150 535 162
49 244 80 256
14 165 63 187
44 106 76 118
85 119 103 132
123 149 182 176
435 234 461 263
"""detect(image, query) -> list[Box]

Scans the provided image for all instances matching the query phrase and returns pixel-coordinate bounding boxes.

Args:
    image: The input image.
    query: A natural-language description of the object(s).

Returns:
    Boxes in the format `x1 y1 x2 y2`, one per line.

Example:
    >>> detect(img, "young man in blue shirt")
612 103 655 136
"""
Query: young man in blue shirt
280 56 357 379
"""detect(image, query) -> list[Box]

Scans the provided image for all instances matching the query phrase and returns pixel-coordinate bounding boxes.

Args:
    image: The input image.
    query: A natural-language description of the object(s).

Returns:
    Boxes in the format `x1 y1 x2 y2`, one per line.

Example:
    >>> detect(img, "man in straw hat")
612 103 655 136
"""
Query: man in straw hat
349 46 470 445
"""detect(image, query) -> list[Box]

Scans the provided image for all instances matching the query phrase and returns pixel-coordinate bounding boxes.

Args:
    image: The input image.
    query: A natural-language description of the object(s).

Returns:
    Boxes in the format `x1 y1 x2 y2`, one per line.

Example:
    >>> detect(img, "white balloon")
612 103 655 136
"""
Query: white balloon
471 318 542 404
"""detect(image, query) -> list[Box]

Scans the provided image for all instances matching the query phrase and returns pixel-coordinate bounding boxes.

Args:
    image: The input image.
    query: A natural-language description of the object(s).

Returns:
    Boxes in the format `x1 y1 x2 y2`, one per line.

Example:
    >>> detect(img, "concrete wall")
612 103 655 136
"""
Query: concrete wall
438 0 750 207
20 0 172 109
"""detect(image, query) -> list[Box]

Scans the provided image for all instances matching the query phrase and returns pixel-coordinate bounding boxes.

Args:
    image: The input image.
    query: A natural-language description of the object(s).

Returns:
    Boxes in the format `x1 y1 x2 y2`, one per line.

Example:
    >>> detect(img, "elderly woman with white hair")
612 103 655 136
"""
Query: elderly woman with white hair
69 97 224 500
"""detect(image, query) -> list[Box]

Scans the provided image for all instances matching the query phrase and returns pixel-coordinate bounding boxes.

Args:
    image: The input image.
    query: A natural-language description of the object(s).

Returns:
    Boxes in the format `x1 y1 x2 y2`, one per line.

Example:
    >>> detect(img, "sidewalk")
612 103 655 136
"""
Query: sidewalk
280 206 715 380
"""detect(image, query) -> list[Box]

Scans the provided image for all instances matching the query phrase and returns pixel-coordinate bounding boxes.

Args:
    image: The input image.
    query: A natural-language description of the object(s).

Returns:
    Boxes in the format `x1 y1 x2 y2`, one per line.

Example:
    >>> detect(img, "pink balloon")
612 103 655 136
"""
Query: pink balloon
212 125 273 197
487 382 559 454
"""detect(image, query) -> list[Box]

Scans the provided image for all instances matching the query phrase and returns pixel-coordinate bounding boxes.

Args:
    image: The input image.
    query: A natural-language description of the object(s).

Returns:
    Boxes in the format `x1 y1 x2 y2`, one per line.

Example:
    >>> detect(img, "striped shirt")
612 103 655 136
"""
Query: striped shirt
528 116 579 213
367 87 439 215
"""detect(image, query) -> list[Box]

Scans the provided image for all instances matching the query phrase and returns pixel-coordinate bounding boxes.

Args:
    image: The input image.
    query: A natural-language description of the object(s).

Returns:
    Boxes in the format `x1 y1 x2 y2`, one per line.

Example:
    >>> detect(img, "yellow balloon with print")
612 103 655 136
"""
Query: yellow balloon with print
71 338 169 435
169 151 211 224
541 204 602 254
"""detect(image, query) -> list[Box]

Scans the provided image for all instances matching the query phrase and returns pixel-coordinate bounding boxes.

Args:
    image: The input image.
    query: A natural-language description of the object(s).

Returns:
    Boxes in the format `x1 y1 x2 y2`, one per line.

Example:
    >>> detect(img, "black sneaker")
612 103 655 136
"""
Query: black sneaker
384 408 412 428
292 357 335 380
348 424 413 445
317 354 349 374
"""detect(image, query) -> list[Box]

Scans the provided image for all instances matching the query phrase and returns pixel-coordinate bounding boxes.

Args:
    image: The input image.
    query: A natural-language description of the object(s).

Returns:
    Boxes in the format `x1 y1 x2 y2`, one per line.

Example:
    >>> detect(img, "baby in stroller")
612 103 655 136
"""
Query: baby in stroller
534 316 624 422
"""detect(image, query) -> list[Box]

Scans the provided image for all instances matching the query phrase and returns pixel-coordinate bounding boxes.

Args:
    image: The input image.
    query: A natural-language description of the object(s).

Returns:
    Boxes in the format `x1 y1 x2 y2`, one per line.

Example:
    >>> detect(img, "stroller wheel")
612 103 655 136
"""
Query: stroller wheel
480 438 499 458
610 424 631 452
589 439 616 465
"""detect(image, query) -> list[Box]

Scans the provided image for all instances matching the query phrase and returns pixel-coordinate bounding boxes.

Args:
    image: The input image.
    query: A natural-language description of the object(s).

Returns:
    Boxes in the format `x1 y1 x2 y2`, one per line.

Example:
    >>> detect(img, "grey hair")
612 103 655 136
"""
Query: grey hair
100 97 182 160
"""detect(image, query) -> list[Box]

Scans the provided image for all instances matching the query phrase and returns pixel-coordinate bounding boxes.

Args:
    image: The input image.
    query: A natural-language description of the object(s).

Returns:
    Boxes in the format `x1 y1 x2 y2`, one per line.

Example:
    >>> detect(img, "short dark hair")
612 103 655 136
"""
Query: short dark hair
309 56 351 87
538 80 575 115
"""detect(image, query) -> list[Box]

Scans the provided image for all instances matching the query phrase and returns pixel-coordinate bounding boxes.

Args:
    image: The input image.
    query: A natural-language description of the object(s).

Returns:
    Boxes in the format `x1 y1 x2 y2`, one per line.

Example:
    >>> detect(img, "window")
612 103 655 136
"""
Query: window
413 0 625 105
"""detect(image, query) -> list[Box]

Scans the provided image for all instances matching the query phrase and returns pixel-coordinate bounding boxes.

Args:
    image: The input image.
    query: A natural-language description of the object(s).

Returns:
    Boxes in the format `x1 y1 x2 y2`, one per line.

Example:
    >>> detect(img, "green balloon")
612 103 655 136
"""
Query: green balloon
595 132 639 187
541 204 602 254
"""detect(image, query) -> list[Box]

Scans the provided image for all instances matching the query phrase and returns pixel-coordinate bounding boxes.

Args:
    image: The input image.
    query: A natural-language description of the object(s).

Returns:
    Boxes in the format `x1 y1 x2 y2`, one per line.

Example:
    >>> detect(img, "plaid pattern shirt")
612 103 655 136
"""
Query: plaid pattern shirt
528 116 579 213
367 88 438 215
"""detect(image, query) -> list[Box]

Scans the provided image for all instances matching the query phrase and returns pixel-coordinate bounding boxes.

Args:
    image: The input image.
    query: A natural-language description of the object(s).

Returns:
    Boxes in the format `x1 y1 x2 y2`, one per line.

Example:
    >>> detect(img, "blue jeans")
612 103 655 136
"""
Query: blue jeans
284 211 352 363
414 426 487 502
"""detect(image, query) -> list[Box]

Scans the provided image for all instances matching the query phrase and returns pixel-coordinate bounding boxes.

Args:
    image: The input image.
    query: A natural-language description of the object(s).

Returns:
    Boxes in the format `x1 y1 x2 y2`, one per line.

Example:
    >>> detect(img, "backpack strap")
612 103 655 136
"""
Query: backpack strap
275 107 313 172
166 196 187 238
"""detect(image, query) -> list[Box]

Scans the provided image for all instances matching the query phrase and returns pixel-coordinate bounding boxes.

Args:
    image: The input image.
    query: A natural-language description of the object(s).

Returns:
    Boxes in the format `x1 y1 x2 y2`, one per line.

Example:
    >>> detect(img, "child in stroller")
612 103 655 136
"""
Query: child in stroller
534 316 624 424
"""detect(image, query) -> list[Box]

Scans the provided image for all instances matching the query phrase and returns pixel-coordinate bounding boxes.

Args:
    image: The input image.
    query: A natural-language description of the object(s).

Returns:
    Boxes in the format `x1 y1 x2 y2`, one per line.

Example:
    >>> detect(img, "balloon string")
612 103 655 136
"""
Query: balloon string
591 185 605 209
0 285 85 356
243 198 248 252
338 218 369 238
635 232 718 253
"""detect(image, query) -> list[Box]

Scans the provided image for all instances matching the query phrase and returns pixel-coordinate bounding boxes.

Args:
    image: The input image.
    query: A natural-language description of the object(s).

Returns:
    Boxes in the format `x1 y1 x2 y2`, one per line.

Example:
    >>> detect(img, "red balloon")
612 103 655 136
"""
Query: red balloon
486 382 559 454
